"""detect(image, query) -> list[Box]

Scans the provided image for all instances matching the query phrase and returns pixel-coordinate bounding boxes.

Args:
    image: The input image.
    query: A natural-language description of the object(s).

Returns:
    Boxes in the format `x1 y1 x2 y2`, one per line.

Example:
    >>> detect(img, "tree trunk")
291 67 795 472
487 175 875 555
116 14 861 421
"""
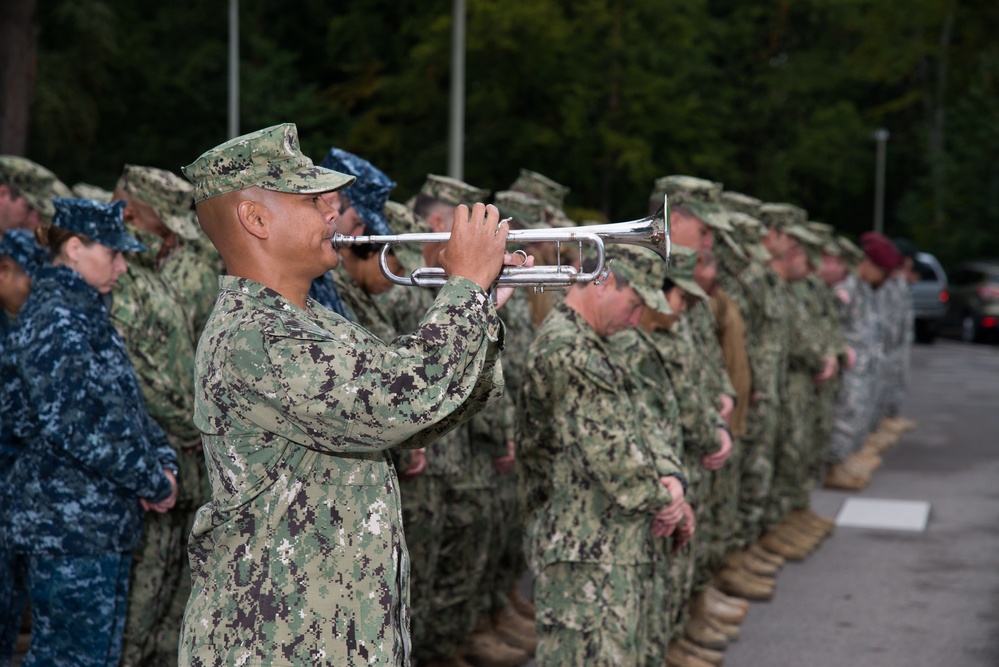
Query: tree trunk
0 0 38 156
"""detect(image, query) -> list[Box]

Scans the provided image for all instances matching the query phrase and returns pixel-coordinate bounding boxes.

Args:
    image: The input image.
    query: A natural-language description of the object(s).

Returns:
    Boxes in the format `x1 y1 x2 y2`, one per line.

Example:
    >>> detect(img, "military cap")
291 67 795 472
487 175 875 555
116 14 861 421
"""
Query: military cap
860 231 903 270
0 156 59 222
805 221 835 241
652 175 732 231
115 164 200 241
726 211 772 262
836 235 865 264
319 147 396 237
666 244 709 300
511 169 570 210
418 174 490 209
182 123 355 204
494 190 546 230
758 202 808 230
0 229 47 277
51 198 145 253
605 246 672 315
720 191 762 218
71 182 113 203
51 179 73 198
785 223 822 246
892 237 918 259
383 200 427 271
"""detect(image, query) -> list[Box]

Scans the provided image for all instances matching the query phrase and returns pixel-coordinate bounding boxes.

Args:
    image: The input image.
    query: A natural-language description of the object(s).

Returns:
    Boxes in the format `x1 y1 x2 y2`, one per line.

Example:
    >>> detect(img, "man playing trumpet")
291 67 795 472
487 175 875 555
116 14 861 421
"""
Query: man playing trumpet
177 123 524 667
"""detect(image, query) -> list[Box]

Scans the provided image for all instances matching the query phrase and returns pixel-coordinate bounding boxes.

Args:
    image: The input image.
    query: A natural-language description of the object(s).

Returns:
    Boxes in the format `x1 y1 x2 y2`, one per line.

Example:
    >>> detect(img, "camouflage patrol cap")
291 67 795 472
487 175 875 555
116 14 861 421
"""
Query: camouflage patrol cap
605 246 672 315
71 183 113 203
494 190 546 229
116 164 200 241
182 123 355 203
836 235 865 264
319 147 396 236
805 221 835 241
51 179 73 198
727 211 772 262
666 244 709 300
418 174 490 209
52 198 145 253
758 202 808 230
383 200 427 271
0 229 47 277
784 223 822 246
511 169 570 210
0 156 59 222
720 191 762 218
652 176 732 231
651 175 723 206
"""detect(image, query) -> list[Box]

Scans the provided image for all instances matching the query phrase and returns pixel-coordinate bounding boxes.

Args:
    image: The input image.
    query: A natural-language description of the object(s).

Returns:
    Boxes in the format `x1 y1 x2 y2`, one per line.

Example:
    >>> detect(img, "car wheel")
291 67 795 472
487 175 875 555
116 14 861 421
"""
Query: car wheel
914 320 936 344
961 315 978 343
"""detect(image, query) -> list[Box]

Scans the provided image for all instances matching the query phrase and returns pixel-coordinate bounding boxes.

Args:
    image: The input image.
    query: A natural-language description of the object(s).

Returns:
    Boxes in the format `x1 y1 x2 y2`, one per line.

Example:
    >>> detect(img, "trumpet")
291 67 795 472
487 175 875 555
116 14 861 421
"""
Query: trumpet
331 195 670 290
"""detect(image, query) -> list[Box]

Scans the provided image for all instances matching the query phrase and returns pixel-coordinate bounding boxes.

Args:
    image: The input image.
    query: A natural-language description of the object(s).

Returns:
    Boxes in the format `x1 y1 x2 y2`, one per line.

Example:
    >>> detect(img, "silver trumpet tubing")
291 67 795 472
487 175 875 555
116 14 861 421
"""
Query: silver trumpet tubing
331 195 670 289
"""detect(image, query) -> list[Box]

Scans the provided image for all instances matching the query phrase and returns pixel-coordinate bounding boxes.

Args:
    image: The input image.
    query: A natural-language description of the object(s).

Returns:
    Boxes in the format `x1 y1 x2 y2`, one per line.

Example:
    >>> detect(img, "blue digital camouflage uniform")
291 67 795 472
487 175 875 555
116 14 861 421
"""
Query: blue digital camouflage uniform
0 229 46 664
2 263 177 667
179 274 504 667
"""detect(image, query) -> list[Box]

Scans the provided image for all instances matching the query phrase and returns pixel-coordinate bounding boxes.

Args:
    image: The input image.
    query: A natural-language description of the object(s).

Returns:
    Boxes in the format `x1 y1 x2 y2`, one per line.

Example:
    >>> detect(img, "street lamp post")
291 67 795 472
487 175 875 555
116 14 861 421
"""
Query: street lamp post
873 127 890 233
447 0 466 180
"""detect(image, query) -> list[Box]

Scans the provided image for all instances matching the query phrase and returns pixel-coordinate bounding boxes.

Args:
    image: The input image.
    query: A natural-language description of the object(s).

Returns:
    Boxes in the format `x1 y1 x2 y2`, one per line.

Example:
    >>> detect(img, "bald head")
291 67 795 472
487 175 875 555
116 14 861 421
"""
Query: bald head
195 186 342 309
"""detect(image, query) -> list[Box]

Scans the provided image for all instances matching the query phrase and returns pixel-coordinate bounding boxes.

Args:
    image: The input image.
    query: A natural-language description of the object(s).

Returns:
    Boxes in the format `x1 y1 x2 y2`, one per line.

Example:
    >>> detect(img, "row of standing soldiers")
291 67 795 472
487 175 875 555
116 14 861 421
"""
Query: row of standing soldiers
0 150 914 667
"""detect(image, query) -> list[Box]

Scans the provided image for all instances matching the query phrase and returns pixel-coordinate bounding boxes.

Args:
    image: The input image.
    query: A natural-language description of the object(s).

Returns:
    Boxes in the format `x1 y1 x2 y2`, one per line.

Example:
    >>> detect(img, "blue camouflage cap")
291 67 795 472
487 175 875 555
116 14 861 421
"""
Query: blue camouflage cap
0 229 47 277
52 198 146 253
318 147 396 236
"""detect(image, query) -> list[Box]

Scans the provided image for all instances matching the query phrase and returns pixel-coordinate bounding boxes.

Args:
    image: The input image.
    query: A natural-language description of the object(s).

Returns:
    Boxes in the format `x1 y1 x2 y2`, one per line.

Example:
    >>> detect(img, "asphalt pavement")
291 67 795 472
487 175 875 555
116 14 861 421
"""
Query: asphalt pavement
724 338 999 667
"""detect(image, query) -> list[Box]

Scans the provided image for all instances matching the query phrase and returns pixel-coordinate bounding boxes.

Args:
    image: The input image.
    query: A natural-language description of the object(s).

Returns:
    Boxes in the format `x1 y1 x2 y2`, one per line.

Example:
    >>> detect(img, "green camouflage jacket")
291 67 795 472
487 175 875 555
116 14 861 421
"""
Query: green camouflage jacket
519 303 677 571
180 275 504 667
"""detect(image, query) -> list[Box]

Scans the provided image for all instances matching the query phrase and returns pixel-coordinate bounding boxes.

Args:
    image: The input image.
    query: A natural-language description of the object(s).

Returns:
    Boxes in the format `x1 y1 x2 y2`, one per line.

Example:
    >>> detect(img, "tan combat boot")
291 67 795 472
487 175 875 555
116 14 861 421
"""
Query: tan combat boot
758 530 811 561
824 461 869 491
778 515 826 542
492 605 538 656
747 542 785 568
716 566 775 601
507 588 535 620
705 585 750 613
787 509 835 538
726 549 779 578
666 639 722 667
676 637 726 666
704 612 740 642
459 615 530 667
895 416 917 432
684 613 730 650
692 590 746 625
850 448 882 472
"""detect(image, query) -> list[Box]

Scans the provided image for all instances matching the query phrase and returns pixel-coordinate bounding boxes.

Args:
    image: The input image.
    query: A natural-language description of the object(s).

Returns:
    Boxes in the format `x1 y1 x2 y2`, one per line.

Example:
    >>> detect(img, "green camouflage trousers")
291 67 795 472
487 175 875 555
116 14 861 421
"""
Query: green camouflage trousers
424 477 492 658
536 561 657 667
736 400 779 543
400 473 443 662
767 372 815 525
705 444 743 574
476 465 525 613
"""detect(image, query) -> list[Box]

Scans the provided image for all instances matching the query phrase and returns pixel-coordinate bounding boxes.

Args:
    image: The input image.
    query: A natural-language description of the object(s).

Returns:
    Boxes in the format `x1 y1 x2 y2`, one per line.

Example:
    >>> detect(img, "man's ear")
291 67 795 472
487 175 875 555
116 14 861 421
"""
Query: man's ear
236 198 270 240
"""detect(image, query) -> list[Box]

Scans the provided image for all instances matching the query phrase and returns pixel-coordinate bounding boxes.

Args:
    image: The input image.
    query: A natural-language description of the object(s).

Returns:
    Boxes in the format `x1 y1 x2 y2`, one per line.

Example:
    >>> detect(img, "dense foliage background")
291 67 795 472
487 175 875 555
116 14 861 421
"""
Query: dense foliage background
10 0 999 266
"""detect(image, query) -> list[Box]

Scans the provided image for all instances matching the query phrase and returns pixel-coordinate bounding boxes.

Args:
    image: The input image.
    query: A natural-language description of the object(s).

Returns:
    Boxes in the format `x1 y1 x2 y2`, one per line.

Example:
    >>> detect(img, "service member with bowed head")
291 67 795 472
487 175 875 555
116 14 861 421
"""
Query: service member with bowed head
177 123 523 667
1 198 179 667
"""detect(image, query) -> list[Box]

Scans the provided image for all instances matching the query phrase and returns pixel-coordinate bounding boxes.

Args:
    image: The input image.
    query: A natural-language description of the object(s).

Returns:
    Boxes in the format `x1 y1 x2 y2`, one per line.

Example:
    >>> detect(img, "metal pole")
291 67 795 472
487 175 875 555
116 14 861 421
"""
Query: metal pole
873 128 889 233
228 0 240 138
447 0 466 180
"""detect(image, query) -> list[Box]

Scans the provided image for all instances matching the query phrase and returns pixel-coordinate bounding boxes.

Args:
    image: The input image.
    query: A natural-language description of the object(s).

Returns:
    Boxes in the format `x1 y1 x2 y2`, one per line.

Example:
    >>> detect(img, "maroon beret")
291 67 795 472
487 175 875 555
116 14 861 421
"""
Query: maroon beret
861 232 903 270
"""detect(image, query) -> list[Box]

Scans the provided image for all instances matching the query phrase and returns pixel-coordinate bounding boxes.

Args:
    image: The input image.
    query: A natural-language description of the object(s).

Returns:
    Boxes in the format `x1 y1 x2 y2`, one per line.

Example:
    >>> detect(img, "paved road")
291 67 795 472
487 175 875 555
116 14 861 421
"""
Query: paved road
725 339 999 667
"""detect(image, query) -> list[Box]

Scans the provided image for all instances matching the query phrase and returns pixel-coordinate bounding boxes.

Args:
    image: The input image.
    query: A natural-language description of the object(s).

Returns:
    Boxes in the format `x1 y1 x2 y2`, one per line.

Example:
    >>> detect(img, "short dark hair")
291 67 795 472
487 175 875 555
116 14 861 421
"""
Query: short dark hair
579 256 630 289
413 193 450 222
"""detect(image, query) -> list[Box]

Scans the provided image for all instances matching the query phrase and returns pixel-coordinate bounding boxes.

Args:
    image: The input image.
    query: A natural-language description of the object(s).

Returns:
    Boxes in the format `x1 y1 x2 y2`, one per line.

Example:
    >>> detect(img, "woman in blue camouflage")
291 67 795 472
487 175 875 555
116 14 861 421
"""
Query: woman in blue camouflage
0 198 179 667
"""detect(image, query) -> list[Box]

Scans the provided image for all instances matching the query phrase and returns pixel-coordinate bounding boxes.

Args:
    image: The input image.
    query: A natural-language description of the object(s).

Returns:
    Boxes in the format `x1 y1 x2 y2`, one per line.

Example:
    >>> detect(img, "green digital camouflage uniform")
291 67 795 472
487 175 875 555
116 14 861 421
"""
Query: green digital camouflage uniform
109 163 217 667
177 124 506 667
804 271 847 480
160 232 223 341
179 274 504 667
608 324 688 666
519 248 680 667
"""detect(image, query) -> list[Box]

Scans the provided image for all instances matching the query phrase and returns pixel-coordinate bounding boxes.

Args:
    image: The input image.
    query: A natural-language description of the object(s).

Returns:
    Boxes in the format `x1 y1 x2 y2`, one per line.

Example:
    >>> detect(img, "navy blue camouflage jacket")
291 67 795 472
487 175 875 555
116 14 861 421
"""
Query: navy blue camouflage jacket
1 264 176 555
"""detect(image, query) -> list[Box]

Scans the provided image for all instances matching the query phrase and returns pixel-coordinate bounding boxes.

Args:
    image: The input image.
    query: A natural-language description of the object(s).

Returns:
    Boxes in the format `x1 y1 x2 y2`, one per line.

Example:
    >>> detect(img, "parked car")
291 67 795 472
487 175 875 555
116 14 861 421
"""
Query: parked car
909 251 949 344
939 260 999 344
